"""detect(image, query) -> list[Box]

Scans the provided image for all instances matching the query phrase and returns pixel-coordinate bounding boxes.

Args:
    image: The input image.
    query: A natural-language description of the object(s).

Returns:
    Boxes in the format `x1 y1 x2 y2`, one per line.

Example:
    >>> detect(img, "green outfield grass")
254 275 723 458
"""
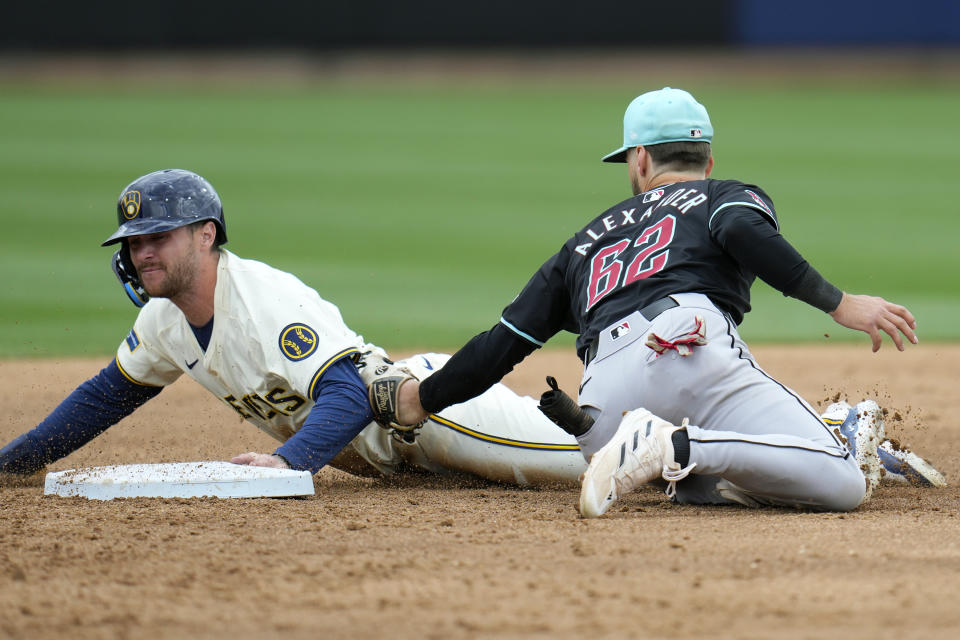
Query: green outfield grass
1 73 957 357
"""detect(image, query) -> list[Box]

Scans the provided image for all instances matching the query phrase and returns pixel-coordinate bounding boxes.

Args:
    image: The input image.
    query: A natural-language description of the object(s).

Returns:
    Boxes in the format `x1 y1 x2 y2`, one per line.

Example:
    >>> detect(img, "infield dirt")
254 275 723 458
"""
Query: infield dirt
1 344 958 639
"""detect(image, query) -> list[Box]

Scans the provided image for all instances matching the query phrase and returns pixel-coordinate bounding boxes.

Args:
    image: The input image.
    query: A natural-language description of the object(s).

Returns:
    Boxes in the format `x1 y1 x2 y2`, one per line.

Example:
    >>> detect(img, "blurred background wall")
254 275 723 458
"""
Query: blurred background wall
2 0 958 50
2 0 958 355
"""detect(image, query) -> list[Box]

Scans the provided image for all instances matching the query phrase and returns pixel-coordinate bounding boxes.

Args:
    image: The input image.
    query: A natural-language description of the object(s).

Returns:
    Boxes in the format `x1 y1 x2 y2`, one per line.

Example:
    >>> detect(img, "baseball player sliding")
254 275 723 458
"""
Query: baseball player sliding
0 169 942 498
378 87 945 516
0 169 587 486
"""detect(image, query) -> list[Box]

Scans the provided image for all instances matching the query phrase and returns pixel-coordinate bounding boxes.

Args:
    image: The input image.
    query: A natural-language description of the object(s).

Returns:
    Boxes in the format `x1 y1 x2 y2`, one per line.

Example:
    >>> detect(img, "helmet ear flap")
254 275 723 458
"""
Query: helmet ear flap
111 245 148 307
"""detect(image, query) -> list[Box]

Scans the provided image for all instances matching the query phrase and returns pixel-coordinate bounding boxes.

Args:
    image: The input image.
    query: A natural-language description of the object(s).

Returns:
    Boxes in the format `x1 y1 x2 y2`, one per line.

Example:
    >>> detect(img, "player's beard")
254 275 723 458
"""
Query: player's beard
139 253 198 300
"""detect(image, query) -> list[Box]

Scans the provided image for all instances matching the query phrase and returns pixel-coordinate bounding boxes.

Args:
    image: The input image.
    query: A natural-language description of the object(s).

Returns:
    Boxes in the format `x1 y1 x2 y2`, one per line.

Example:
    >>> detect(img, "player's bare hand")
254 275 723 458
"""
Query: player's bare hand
397 380 429 426
230 452 290 469
829 292 918 352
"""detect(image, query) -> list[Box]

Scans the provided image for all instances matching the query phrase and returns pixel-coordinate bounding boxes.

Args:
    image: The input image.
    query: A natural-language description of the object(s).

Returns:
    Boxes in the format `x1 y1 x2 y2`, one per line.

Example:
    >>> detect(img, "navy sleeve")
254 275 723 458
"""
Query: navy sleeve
274 357 373 475
0 359 162 474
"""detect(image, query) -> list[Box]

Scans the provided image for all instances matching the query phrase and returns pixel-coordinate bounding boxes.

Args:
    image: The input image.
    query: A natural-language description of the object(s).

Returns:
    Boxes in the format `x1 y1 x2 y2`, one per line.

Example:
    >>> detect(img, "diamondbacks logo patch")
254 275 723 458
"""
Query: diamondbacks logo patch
744 189 773 216
121 191 141 219
279 323 318 361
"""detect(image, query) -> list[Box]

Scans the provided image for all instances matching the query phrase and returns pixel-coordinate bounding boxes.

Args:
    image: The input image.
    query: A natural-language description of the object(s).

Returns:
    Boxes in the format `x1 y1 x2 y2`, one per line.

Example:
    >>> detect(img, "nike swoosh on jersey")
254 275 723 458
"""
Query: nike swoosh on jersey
185 358 199 369
421 356 434 370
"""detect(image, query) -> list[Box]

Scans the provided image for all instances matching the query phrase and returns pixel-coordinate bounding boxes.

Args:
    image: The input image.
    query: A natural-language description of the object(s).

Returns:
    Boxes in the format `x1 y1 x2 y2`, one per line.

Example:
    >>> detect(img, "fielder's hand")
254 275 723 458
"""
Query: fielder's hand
829 292 918 352
231 452 290 469
357 351 426 432
395 379 429 427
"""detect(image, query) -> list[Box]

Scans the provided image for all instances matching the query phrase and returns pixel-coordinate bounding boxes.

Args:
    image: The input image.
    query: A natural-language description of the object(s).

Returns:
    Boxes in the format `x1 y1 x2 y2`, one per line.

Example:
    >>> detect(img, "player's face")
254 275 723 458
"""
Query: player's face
127 227 201 299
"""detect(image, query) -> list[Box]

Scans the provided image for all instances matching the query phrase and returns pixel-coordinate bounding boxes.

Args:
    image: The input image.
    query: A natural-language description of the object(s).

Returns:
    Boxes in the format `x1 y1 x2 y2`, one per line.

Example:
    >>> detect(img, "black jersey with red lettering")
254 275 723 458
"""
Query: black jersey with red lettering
499 179 779 357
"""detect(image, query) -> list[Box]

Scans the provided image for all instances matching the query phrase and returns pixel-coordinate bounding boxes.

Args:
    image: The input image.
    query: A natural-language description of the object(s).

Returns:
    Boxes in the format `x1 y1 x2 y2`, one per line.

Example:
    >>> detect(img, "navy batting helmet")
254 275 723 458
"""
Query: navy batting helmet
104 169 227 307
102 168 227 247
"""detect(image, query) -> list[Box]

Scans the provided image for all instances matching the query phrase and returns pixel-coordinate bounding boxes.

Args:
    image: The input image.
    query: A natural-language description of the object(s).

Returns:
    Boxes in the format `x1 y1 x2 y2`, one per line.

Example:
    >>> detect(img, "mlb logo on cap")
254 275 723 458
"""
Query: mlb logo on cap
602 87 713 163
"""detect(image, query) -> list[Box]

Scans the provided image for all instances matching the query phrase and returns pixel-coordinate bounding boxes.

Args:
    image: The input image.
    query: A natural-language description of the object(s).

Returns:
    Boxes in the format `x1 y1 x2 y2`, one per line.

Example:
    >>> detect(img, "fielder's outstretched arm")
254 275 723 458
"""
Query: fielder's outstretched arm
418 323 538 414
397 246 573 426
717 207 917 351
390 324 539 426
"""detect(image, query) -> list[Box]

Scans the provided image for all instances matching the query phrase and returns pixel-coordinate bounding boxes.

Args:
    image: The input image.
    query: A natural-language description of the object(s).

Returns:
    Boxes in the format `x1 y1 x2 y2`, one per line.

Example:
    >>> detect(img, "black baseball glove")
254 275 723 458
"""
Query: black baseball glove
538 376 595 437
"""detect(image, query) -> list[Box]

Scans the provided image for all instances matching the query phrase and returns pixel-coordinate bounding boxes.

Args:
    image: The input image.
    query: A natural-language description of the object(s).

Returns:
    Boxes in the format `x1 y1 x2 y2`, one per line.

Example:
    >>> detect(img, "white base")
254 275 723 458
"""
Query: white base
44 461 315 500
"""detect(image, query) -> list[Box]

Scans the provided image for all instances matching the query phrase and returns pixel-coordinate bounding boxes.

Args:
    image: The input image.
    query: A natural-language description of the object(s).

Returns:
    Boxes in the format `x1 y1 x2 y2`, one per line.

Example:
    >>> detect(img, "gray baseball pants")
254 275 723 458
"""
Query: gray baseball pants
576 293 866 510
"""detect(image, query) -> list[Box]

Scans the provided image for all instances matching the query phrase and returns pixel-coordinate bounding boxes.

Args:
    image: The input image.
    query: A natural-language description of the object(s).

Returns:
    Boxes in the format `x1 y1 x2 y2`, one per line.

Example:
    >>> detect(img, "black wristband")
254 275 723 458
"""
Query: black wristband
788 265 843 313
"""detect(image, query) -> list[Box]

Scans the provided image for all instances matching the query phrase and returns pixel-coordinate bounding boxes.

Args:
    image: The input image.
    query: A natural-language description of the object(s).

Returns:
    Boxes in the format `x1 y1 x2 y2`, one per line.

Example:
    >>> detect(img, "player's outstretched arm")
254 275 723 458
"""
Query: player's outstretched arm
231 358 374 474
829 292 918 352
0 360 161 475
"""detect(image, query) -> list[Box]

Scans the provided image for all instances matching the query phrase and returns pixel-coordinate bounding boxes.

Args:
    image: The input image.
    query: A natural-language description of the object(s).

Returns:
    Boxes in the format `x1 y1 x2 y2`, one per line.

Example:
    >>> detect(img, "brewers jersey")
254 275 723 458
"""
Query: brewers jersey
115 250 365 443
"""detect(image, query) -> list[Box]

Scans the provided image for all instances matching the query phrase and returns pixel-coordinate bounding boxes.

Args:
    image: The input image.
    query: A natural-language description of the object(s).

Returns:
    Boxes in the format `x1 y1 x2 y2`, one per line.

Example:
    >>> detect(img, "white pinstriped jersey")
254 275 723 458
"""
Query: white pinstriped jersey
115 249 365 443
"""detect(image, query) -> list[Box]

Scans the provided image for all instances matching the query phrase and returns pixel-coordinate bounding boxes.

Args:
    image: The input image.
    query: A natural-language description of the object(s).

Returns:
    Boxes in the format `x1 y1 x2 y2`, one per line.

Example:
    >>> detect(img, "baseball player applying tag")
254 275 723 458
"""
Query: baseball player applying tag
383 88 945 516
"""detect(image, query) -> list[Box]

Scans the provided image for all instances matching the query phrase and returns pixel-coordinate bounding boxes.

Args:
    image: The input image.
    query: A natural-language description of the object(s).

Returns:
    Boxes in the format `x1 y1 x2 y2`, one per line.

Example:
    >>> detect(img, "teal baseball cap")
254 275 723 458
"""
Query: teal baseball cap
601 87 713 163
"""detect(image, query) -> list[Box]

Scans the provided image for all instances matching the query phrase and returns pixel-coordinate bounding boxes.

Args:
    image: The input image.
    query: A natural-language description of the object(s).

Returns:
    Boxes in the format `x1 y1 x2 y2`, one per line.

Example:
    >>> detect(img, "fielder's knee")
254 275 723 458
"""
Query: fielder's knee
815 458 867 512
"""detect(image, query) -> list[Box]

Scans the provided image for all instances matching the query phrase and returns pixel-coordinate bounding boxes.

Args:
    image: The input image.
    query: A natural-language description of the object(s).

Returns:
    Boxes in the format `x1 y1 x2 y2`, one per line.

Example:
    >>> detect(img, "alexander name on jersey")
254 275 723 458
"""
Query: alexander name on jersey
573 184 708 257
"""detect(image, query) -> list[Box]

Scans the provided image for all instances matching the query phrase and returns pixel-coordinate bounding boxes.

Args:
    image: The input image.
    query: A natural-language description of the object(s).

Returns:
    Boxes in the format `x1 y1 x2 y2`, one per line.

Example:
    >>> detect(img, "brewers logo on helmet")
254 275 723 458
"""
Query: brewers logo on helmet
121 191 141 219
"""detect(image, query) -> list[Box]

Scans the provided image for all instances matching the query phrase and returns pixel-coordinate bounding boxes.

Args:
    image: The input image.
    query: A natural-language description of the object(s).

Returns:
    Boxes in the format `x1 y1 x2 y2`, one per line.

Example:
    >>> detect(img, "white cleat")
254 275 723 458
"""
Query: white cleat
826 400 884 501
822 401 946 489
578 408 695 518
878 440 947 488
